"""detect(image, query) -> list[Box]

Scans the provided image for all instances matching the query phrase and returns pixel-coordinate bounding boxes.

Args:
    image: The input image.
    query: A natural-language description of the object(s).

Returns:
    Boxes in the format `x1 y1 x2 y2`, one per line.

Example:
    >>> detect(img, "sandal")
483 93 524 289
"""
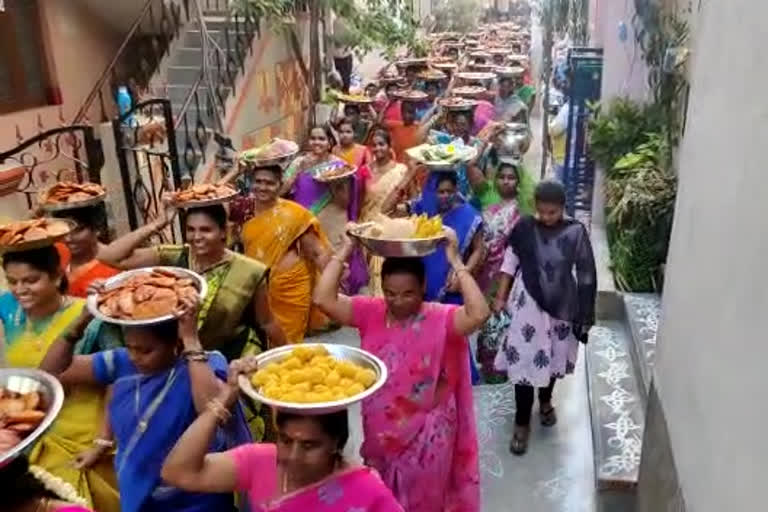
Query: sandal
540 405 557 427
509 427 530 456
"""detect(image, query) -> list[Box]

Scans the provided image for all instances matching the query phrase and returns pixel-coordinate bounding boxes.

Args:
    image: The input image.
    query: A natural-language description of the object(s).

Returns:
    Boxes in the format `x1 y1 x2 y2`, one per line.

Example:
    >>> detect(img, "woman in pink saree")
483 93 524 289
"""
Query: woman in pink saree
314 228 489 512
162 372 402 512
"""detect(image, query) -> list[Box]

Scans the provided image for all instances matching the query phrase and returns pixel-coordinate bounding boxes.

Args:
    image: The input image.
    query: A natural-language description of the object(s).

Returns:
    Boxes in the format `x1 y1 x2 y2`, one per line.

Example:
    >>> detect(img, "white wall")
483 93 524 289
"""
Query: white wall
590 0 648 101
654 1 768 511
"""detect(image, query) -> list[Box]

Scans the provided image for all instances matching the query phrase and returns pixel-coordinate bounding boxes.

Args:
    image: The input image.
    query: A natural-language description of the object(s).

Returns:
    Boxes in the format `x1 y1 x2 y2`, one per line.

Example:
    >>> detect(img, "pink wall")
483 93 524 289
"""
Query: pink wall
590 0 649 101
0 0 122 151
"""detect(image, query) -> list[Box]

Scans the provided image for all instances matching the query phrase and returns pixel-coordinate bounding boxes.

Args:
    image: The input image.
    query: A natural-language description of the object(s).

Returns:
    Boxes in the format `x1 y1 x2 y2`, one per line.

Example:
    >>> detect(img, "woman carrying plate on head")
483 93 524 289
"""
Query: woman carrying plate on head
493 70 529 124
357 129 420 296
98 204 286 360
280 125 347 216
235 165 332 343
313 230 488 512
314 172 369 296
40 294 252 512
0 245 121 512
160 360 403 512
51 203 121 298
331 116 372 169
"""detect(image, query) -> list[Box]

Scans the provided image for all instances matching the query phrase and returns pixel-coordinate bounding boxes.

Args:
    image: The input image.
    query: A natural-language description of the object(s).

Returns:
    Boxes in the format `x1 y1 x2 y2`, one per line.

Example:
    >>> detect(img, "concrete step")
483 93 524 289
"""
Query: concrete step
623 293 661 401
183 29 249 49
586 305 646 511
167 65 203 86
171 47 238 67
165 84 232 106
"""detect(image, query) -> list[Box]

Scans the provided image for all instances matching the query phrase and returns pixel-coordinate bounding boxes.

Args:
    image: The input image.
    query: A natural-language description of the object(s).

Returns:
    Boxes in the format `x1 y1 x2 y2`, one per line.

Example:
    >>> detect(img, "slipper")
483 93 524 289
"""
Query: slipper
509 428 529 456
540 405 557 427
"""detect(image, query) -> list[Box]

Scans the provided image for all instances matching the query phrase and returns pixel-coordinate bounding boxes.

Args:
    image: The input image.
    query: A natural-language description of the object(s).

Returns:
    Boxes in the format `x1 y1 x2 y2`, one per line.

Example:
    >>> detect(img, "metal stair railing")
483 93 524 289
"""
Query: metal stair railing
72 0 193 125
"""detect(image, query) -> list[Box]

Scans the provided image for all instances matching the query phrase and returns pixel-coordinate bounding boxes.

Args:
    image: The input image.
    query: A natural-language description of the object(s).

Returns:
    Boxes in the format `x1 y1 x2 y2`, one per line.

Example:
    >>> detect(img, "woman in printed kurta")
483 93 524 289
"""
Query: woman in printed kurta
494 181 597 455
314 228 490 512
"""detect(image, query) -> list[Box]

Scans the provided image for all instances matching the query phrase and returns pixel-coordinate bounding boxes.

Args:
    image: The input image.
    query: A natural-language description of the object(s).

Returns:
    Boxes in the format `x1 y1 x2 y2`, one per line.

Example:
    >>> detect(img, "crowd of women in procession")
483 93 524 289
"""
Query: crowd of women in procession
0 13 597 512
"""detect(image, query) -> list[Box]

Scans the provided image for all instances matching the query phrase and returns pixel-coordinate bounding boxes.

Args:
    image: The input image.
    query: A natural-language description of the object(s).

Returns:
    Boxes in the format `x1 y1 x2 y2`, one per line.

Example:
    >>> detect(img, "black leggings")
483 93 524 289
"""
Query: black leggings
514 378 556 426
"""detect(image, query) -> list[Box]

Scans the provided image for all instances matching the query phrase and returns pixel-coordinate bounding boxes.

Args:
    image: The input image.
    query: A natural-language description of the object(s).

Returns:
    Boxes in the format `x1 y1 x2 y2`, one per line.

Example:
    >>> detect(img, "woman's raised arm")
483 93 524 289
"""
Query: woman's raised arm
313 231 355 326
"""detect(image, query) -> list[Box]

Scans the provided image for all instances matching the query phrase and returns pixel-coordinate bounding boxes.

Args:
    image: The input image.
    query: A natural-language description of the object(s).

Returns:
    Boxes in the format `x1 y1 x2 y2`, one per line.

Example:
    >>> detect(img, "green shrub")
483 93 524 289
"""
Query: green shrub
591 104 676 293
588 97 665 173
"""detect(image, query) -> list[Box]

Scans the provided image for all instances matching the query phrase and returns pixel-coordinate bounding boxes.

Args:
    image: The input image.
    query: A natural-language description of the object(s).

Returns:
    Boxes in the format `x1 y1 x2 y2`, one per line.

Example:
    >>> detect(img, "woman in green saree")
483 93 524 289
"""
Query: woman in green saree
99 205 286 439
101 204 285 360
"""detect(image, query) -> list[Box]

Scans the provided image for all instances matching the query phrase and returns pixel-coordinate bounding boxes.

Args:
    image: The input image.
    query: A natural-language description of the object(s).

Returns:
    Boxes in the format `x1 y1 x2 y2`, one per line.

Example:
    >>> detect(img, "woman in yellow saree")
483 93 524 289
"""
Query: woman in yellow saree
0 246 120 512
359 129 419 295
238 165 331 343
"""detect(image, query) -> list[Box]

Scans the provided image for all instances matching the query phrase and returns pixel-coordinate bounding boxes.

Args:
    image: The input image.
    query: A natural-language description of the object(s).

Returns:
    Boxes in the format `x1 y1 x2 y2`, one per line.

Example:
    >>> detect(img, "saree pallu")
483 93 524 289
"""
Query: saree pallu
358 163 410 296
333 143 370 168
156 246 268 359
94 349 250 512
260 467 402 511
0 294 120 512
156 246 272 439
352 298 480 512
411 187 483 303
241 199 329 343
284 155 348 214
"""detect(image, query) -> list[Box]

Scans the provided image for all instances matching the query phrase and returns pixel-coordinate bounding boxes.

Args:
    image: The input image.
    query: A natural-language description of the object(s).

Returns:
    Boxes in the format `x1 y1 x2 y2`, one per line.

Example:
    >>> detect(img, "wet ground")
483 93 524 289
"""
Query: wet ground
313 327 596 512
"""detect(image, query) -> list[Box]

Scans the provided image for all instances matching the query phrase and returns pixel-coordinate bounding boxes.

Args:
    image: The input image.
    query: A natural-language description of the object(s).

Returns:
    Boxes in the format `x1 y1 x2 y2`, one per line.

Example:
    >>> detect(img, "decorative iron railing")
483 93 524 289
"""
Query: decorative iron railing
72 0 192 124
0 115 104 209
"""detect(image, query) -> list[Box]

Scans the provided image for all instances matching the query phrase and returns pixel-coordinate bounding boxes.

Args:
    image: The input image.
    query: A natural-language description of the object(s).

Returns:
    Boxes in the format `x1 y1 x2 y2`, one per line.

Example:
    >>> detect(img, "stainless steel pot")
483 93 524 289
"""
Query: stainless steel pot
495 122 532 157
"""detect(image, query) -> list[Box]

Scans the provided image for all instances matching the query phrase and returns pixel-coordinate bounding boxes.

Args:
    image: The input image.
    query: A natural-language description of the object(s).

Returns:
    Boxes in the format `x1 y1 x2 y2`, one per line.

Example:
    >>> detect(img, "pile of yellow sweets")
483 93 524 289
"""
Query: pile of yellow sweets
250 345 378 403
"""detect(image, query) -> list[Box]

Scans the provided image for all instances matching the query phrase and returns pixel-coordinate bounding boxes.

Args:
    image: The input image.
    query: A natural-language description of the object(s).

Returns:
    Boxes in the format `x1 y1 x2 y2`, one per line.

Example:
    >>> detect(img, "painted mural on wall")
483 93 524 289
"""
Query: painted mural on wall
241 58 310 151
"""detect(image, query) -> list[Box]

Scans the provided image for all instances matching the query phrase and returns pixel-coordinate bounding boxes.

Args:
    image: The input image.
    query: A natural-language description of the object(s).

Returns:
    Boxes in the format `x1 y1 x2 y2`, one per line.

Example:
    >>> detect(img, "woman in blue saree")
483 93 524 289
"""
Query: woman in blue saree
40 292 251 512
404 172 484 383
409 172 484 305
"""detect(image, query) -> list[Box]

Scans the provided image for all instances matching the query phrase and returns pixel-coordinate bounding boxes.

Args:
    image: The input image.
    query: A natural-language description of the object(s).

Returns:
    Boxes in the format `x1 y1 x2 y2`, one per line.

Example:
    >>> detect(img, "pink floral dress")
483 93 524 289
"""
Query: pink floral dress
351 297 480 512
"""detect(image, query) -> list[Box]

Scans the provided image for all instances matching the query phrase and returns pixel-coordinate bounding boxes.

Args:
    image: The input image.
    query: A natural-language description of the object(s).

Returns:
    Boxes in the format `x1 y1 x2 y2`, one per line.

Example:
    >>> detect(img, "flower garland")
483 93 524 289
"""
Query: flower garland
28 465 88 507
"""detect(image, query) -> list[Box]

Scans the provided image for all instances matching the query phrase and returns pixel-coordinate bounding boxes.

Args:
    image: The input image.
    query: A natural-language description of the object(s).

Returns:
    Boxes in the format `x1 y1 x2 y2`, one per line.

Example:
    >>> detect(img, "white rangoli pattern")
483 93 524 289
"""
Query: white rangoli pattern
625 294 661 367
590 326 645 479
473 383 516 480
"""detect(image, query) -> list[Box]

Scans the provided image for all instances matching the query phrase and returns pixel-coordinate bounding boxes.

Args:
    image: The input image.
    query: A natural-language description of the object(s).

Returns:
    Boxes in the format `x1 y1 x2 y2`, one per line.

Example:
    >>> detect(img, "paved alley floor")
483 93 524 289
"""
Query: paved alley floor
311 327 596 512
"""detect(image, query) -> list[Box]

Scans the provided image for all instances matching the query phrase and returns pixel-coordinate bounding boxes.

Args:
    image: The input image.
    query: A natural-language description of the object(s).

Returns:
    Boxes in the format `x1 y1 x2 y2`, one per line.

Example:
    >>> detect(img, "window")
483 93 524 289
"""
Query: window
0 0 53 114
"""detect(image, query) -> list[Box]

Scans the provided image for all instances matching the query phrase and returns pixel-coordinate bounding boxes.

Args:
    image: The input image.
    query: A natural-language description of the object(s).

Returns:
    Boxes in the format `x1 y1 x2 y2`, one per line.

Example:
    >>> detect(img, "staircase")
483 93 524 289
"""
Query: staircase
586 290 662 511
165 10 258 178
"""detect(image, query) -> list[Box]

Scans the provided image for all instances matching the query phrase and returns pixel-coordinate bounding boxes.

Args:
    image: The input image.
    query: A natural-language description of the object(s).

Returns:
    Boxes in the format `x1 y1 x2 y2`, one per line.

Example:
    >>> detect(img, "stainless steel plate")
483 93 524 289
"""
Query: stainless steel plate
86 266 208 326
40 193 106 212
348 225 445 257
0 369 64 466
172 190 240 209
238 343 388 415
